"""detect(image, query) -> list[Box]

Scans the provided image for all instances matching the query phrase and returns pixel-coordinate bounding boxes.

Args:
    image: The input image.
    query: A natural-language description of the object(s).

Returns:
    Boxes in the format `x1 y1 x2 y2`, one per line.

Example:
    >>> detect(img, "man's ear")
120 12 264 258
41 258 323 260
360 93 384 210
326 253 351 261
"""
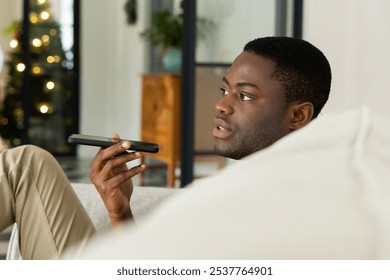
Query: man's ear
287 102 314 131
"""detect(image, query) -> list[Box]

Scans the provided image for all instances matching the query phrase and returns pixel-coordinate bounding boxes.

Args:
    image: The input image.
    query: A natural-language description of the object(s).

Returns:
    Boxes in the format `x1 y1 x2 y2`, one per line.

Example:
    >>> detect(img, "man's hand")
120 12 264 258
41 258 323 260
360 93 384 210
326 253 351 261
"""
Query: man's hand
89 133 145 226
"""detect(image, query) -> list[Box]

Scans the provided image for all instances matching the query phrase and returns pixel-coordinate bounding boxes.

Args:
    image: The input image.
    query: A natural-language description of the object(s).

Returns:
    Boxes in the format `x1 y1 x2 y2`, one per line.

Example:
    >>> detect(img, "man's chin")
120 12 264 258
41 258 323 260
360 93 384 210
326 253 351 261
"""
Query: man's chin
213 145 242 160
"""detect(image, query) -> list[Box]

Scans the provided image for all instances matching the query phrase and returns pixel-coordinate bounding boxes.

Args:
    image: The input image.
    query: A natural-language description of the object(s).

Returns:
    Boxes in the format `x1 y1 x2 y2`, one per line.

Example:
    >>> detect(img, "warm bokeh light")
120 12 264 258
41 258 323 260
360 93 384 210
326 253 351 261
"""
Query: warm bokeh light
16 63 26 72
46 81 55 90
39 104 53 114
42 35 50 43
49 29 57 36
32 38 42 47
30 13 38 24
10 39 18 48
37 0 47 5
40 11 50 20
32 66 42 74
47 56 55 63
54 55 61 62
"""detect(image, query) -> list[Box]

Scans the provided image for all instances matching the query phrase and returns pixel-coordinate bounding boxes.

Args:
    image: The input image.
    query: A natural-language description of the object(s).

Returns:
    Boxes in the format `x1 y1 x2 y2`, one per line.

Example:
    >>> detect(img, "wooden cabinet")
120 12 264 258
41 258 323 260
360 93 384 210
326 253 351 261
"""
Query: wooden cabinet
140 74 181 187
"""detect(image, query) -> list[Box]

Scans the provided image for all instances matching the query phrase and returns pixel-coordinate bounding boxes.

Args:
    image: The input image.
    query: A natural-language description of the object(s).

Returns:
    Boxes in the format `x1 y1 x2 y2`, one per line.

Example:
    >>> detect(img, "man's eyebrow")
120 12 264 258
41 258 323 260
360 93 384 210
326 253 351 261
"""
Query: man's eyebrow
222 77 260 90
222 77 230 86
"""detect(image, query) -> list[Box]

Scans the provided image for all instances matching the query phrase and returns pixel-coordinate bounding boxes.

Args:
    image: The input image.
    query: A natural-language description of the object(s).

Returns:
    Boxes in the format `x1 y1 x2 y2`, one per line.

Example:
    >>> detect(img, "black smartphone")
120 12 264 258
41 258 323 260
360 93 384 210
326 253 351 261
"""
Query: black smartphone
68 134 159 153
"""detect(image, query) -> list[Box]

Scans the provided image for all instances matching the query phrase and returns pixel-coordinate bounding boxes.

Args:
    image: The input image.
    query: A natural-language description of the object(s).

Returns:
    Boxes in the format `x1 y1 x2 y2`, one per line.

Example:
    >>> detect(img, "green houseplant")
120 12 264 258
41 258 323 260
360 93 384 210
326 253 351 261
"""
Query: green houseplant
140 2 213 72
140 9 183 49
140 6 183 73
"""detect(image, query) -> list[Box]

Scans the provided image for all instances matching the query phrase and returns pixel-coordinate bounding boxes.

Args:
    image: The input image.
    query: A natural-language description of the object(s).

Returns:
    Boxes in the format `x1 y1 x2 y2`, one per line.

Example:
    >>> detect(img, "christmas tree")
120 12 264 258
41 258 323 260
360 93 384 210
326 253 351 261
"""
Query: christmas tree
0 0 75 155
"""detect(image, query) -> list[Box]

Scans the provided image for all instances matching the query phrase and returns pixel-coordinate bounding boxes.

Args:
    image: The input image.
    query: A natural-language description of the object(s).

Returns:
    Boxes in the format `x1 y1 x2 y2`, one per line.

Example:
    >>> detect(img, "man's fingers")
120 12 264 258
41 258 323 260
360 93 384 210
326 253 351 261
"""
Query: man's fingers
100 164 146 192
111 133 120 141
99 151 142 178
91 141 131 169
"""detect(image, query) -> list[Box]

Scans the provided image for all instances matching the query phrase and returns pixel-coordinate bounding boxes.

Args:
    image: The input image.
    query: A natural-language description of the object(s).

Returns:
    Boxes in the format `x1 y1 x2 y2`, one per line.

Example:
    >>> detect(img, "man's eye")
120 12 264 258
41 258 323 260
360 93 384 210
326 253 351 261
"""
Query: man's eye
239 93 254 101
220 88 229 96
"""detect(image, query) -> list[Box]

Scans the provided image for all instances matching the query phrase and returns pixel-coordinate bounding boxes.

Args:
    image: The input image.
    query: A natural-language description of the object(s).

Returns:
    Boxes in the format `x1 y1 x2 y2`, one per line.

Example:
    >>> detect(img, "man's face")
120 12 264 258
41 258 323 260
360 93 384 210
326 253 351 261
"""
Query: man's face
213 51 291 159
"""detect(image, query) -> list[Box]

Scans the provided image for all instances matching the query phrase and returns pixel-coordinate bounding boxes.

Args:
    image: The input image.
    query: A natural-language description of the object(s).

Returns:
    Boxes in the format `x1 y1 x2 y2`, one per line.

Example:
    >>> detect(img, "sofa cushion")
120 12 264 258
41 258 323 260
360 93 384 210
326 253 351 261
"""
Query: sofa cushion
71 184 179 231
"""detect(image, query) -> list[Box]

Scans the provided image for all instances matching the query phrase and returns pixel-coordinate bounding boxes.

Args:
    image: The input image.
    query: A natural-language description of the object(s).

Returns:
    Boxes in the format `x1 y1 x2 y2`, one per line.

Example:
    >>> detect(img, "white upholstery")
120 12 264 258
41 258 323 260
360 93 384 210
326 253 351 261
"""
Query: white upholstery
71 108 390 259
6 184 179 259
72 183 179 231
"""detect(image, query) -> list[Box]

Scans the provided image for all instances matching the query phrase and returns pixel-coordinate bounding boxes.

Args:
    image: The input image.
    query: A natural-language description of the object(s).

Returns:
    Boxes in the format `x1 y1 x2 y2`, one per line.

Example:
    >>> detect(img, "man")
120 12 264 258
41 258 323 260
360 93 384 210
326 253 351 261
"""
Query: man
213 37 330 159
0 37 331 259
89 37 331 227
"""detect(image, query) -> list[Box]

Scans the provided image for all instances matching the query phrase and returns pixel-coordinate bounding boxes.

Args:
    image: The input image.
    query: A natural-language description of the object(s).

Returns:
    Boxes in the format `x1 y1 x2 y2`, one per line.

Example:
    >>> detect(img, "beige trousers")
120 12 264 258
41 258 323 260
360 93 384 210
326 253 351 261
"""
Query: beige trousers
0 145 96 259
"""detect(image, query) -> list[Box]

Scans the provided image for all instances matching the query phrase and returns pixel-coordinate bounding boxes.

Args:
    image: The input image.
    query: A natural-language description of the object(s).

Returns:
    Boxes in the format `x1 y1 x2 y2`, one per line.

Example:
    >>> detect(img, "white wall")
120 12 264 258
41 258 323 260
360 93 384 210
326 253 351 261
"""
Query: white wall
79 0 151 158
0 1 22 101
303 0 390 118
196 0 275 63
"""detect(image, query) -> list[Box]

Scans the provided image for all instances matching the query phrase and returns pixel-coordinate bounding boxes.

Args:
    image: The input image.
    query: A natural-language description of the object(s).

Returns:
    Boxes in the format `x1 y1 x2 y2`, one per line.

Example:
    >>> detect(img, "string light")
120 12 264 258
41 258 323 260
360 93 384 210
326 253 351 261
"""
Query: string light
47 56 55 63
42 35 50 43
16 63 26 72
10 39 18 48
30 13 38 24
32 66 42 74
40 11 50 20
40 104 49 113
46 81 55 90
39 104 53 114
40 105 48 113
32 38 43 47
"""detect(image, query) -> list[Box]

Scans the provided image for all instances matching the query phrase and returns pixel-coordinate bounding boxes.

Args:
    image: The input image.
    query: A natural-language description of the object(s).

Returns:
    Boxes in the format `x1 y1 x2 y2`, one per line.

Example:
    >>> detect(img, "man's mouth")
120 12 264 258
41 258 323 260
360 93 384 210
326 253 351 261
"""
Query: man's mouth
213 119 233 139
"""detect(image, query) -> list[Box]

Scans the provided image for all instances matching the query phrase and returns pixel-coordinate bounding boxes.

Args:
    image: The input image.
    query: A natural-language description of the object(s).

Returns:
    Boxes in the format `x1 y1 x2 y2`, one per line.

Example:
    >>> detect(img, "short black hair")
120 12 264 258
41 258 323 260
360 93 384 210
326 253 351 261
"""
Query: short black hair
244 37 332 118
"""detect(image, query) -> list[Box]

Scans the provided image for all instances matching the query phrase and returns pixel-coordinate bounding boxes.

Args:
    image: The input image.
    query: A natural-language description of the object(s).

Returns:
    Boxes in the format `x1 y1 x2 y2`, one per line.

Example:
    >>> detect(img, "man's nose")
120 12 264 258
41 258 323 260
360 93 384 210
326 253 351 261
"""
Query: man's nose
215 94 233 115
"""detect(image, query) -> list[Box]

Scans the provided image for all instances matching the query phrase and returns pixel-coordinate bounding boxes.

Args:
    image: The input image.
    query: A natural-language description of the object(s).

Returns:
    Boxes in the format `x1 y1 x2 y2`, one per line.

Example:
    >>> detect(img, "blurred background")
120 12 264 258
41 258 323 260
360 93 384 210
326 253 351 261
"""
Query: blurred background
0 0 389 188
